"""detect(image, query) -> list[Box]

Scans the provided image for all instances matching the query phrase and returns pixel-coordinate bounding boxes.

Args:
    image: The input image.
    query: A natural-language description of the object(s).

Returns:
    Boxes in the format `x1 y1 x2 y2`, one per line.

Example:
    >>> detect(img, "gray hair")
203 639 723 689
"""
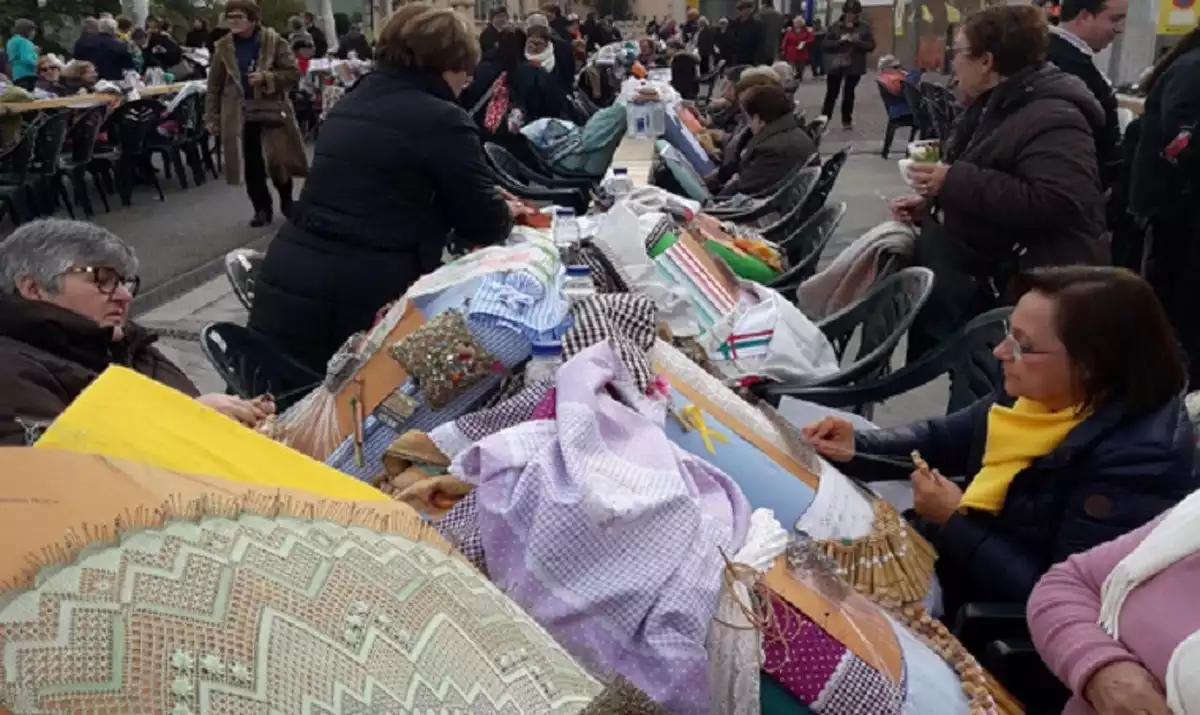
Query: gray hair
526 12 548 27
0 219 138 295
98 17 118 34
82 17 100 33
13 19 36 36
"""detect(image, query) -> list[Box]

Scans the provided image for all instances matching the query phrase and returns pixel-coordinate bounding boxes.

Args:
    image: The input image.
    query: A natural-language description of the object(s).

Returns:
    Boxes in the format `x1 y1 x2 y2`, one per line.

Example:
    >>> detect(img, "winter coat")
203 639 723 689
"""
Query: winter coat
247 64 513 374
725 16 763 67
938 65 1108 271
821 18 874 76
722 113 816 196
0 298 199 446
205 26 309 188
781 27 814 65
72 32 136 81
756 7 784 63
1129 46 1200 221
845 391 1198 608
1046 31 1122 190
461 58 566 127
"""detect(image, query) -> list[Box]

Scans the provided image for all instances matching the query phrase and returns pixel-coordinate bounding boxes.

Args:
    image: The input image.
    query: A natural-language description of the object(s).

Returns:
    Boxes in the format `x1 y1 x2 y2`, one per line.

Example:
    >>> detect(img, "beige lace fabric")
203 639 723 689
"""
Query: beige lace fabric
0 514 606 713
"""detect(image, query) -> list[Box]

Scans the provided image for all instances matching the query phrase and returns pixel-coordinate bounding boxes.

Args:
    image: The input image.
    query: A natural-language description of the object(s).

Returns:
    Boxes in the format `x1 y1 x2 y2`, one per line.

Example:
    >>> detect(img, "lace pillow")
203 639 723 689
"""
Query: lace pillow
0 514 652 713
389 309 499 409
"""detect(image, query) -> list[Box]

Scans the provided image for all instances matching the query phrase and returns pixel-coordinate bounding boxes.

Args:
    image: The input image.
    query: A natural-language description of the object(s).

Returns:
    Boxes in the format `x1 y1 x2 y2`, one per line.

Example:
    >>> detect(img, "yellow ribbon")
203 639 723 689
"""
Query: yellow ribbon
681 405 728 455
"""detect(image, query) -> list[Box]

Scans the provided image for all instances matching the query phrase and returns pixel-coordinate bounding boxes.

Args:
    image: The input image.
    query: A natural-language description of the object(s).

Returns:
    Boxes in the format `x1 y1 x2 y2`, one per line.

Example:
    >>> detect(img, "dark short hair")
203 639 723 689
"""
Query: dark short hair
1017 266 1186 415
736 0 754 10
526 24 551 41
489 5 507 18
303 10 315 21
116 15 134 30
224 0 261 22
376 4 479 72
961 5 1048 76
1059 0 1107 22
496 25 527 66
739 83 793 123
541 3 560 16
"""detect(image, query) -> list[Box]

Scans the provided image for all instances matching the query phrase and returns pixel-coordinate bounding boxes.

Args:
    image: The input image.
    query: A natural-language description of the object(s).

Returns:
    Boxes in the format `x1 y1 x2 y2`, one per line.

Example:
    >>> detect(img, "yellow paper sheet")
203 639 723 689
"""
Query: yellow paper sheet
35 366 387 502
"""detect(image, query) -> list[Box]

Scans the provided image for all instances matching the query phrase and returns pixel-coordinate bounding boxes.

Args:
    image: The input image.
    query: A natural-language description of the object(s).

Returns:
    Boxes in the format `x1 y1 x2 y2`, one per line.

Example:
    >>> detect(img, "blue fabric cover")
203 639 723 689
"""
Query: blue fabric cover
663 111 717 175
656 140 711 202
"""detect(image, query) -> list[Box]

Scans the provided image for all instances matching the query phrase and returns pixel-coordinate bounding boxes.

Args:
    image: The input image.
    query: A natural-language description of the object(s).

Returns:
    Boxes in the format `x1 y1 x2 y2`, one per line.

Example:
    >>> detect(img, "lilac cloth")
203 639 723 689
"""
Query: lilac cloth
450 342 752 714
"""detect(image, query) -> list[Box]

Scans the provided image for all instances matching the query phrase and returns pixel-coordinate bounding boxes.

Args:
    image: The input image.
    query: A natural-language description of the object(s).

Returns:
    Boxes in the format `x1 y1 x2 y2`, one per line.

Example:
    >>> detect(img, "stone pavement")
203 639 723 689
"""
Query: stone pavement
146 141 948 428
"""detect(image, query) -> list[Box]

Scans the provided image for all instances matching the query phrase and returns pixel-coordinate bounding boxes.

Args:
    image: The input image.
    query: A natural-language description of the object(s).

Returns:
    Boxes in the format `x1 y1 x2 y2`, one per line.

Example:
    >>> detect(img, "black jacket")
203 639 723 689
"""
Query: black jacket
846 392 1198 605
822 18 875 76
309 24 329 58
479 24 502 58
335 30 371 60
1129 47 1200 220
461 58 565 127
72 33 136 81
144 31 183 70
1046 32 1121 189
726 16 763 66
0 298 199 446
549 36 576 95
184 28 208 48
248 65 512 374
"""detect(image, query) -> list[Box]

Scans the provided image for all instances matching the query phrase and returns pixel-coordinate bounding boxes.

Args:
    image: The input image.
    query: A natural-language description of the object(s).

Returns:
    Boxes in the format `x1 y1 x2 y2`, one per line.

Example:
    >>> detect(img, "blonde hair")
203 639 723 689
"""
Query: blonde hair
376 4 479 72
61 60 97 85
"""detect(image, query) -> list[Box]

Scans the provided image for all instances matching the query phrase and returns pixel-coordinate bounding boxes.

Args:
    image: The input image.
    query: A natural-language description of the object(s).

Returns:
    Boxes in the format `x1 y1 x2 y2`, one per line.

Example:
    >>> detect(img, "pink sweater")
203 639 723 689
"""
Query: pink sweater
1027 515 1200 714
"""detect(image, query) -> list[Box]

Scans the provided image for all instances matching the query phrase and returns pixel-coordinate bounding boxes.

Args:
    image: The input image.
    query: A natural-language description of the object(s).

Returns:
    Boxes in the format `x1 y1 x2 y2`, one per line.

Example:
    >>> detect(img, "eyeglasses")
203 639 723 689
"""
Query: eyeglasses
225 12 248 21
64 266 140 298
1002 320 1057 361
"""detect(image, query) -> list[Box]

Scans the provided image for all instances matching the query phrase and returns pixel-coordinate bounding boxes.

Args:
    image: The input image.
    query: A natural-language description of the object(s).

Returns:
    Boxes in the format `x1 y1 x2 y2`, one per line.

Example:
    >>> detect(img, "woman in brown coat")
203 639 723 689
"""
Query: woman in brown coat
894 5 1108 357
205 0 309 227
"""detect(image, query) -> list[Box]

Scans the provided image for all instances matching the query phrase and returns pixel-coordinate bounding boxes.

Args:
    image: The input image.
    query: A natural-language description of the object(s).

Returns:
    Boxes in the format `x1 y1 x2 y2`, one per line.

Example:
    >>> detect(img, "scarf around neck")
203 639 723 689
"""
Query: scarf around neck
960 398 1086 514
527 45 556 73
1101 488 1200 714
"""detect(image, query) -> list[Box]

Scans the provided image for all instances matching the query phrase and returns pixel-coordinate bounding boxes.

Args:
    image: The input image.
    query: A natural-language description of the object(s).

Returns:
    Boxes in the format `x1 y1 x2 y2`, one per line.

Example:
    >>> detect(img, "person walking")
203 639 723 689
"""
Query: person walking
820 1 874 129
781 16 814 82
756 0 784 64
205 0 309 228
6 19 38 91
727 0 763 67
809 19 825 76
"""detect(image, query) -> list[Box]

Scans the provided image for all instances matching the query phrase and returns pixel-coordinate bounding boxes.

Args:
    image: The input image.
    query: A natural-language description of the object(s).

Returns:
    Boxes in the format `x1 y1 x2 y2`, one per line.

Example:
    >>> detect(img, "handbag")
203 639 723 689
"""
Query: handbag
243 97 287 127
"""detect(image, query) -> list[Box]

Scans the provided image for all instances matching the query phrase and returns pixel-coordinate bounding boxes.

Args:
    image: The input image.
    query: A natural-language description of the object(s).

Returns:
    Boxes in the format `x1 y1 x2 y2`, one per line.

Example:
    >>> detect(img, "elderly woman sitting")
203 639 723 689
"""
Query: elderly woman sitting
0 219 273 445
715 83 816 196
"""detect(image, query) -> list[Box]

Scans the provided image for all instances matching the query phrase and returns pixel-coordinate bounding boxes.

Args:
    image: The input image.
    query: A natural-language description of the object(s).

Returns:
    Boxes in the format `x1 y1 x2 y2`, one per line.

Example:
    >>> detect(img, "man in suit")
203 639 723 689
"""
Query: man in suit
1047 0 1128 190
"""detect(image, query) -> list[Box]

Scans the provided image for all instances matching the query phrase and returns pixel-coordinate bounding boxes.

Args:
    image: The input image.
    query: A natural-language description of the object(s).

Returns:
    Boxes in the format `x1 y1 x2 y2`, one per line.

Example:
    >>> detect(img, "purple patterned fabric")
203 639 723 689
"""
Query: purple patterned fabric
435 490 487 573
450 342 752 715
762 598 906 715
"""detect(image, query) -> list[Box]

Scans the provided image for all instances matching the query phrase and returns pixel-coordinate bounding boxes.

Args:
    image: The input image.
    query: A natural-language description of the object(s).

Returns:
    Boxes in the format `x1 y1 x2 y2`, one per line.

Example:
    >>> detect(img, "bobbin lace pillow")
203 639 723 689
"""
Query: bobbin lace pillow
0 514 647 713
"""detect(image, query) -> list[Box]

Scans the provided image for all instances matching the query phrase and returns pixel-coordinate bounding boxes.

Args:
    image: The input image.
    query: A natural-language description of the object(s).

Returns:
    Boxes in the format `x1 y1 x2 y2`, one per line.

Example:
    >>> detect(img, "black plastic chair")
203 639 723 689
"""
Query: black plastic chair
740 166 822 242
805 116 829 150
0 113 48 226
900 80 937 141
754 267 936 408
483 142 596 191
953 603 1070 714
224 248 264 311
766 202 847 293
482 143 590 213
199 322 323 412
23 110 73 218
922 81 958 145
706 163 819 224
768 306 1009 415
147 93 200 191
797 148 849 226
94 99 169 204
878 82 918 159
58 104 111 218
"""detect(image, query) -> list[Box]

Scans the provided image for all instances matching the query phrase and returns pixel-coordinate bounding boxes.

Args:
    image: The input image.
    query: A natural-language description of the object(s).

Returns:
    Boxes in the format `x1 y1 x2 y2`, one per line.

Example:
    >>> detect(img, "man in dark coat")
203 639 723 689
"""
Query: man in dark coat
0 219 272 445
726 0 764 66
303 11 328 58
756 0 784 64
1047 0 1127 189
479 6 508 58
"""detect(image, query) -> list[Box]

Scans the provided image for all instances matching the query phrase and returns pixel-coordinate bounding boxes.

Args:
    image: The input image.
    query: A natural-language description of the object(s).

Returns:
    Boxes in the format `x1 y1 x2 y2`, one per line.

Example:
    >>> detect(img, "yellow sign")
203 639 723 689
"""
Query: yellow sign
1158 0 1199 36
687 0 698 9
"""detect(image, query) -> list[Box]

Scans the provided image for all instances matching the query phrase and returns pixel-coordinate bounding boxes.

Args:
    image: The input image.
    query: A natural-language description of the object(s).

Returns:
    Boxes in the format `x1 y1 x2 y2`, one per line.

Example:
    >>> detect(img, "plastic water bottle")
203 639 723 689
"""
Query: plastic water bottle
525 341 563 383
609 167 634 197
552 207 579 254
564 265 596 304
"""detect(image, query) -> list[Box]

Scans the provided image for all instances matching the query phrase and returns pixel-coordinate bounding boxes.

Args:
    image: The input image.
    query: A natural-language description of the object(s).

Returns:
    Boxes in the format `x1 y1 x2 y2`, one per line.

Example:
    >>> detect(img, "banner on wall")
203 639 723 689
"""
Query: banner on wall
1158 0 1198 35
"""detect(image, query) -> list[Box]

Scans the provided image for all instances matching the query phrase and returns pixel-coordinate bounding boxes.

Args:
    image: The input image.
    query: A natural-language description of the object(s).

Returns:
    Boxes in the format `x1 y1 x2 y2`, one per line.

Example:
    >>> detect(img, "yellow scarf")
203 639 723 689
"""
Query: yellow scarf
961 398 1087 514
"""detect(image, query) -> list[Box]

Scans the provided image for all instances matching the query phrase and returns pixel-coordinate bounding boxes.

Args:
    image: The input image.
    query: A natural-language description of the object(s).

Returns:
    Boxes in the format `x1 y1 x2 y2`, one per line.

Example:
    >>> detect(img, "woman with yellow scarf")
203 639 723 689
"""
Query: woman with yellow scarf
803 266 1198 622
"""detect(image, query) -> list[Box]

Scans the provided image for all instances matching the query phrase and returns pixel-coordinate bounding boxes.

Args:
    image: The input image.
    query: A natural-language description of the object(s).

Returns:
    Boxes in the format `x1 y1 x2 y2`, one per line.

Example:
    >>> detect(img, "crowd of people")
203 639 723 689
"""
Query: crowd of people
1 0 1200 712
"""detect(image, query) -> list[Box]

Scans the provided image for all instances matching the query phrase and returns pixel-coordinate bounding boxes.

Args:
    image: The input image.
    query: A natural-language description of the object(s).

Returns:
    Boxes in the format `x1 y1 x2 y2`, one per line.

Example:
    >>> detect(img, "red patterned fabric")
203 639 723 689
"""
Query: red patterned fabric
483 72 511 134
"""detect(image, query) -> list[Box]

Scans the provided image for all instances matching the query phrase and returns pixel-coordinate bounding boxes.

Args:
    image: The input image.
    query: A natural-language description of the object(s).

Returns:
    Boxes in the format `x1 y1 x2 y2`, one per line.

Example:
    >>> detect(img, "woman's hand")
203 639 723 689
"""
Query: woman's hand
907 161 949 197
801 416 856 462
910 467 963 526
890 194 926 224
197 393 274 427
205 117 219 136
247 71 265 87
1084 661 1170 715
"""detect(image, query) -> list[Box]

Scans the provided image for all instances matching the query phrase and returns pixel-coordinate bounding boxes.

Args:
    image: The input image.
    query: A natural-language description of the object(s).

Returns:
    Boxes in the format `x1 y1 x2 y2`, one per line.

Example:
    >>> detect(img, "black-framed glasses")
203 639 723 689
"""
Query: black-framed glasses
64 266 140 298
225 12 248 21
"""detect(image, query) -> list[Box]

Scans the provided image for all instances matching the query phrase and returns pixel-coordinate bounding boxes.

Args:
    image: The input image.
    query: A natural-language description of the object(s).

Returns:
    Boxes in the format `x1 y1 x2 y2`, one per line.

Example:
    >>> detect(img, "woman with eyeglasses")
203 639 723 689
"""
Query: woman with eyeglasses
205 0 309 228
803 266 1198 624
0 219 275 445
